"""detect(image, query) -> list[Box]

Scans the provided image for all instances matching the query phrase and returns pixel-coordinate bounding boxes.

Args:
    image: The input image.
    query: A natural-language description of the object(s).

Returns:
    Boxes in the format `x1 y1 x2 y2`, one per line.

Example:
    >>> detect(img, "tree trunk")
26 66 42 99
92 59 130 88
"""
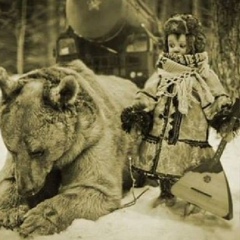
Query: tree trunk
47 0 59 65
159 0 170 22
192 0 201 20
211 0 240 99
17 0 27 74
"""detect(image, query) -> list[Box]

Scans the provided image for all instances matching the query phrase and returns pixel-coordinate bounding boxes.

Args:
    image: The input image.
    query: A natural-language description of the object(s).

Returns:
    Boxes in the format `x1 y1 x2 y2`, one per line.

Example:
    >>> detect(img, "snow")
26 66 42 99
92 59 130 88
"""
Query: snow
0 131 239 240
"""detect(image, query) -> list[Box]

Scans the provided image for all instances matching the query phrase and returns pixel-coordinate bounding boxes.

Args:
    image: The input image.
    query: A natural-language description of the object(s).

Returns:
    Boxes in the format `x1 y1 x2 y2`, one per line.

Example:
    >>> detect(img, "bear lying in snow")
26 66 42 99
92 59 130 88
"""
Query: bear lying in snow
0 60 139 236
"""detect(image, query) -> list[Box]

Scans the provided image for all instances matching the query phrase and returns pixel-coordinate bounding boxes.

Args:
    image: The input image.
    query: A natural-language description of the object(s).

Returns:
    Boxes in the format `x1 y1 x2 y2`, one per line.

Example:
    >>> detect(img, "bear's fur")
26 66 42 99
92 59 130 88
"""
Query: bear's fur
0 60 139 236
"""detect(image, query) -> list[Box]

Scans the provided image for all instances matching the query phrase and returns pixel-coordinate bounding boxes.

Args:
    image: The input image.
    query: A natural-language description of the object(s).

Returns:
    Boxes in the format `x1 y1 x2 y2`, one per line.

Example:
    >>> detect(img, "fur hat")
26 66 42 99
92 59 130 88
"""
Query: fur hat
163 14 206 54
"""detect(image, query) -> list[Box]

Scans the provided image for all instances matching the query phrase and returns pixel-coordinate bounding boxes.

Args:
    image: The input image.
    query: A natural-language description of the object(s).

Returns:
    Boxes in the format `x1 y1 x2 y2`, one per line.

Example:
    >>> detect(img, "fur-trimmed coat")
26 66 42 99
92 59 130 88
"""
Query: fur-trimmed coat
132 52 232 177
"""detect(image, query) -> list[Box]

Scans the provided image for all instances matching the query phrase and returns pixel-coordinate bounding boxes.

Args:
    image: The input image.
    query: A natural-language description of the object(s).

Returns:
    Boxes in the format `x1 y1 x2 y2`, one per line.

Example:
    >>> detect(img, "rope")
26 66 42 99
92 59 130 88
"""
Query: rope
120 156 149 209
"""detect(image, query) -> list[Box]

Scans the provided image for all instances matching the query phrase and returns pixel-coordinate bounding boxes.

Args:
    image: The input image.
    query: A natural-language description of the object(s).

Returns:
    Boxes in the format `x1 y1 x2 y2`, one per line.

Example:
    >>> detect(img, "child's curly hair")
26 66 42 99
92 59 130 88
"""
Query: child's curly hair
163 14 206 54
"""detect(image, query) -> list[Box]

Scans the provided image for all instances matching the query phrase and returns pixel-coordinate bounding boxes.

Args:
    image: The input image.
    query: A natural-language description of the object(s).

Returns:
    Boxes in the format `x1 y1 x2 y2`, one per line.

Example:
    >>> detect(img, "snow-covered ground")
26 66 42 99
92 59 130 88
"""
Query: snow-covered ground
0 131 239 240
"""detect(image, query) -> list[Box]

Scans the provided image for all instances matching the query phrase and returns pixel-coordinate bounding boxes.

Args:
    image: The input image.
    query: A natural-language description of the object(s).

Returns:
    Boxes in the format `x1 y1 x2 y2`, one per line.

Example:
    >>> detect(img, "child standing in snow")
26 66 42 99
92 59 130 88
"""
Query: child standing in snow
121 14 233 207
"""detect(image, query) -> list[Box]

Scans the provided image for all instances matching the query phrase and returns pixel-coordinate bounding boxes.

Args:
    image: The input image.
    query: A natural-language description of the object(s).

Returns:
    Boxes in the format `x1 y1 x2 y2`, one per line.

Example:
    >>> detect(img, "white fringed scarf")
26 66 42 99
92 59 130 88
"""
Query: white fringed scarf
156 52 214 114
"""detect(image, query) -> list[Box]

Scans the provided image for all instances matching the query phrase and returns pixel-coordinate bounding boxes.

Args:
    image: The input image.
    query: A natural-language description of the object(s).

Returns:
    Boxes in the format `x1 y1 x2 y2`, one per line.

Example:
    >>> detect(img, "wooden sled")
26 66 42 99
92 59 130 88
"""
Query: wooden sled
171 98 240 220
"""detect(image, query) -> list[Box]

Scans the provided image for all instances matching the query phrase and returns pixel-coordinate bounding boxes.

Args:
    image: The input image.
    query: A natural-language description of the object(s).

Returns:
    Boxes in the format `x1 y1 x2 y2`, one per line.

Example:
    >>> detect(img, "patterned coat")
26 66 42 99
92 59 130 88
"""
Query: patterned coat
132 52 232 177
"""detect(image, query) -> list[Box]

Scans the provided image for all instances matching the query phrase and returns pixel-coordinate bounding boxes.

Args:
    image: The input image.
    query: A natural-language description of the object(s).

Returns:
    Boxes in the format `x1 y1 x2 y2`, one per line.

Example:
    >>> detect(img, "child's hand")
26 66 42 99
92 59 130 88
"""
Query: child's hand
219 117 240 142
219 124 235 142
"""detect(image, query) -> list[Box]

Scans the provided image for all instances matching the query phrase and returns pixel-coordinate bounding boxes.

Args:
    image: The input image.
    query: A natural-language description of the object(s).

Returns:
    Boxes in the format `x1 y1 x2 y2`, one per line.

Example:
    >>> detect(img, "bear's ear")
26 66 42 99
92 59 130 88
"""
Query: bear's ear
0 67 19 100
48 76 79 107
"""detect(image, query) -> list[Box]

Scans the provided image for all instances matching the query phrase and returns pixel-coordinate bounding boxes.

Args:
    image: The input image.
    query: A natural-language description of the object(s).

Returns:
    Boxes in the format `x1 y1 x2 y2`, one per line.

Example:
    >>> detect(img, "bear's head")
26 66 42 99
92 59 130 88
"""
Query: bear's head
0 66 91 197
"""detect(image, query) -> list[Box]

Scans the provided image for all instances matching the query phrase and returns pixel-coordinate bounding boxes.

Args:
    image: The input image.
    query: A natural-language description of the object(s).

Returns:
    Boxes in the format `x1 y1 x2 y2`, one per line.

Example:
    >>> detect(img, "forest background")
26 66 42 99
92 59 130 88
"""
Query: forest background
0 0 239 98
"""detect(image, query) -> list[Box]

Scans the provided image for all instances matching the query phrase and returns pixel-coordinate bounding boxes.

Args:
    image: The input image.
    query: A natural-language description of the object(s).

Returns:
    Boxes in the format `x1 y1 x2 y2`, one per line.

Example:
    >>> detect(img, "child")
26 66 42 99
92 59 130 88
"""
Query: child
121 14 233 207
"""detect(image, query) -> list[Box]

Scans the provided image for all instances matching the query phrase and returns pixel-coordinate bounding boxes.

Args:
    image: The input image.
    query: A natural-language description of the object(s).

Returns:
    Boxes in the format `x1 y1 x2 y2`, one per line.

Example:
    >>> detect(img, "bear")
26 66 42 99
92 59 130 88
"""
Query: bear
0 60 139 236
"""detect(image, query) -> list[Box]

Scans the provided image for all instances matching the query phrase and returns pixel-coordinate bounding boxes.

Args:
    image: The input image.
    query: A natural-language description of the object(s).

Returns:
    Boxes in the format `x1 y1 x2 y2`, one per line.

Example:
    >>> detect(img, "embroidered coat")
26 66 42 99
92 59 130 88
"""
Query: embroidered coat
132 52 232 177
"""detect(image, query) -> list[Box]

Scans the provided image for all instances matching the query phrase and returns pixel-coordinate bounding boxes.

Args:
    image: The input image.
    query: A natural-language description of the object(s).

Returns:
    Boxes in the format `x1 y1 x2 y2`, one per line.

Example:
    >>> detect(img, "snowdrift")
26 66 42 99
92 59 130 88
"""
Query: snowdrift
0 131 239 240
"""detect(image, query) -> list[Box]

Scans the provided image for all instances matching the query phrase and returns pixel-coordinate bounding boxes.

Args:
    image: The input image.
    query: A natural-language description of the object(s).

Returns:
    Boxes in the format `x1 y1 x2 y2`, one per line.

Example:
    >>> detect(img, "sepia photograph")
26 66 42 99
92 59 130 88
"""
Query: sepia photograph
0 0 239 239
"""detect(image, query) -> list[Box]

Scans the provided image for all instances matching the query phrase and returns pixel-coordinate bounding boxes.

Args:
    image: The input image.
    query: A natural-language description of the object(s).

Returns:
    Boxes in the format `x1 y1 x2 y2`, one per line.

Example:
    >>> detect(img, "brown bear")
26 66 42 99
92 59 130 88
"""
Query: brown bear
0 60 139 236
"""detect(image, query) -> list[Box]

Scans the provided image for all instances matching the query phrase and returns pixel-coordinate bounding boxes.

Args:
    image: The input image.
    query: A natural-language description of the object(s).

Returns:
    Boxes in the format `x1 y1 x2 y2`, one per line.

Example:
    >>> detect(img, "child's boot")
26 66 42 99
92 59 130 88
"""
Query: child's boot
152 179 168 207
160 177 176 207
153 178 176 207
165 178 177 206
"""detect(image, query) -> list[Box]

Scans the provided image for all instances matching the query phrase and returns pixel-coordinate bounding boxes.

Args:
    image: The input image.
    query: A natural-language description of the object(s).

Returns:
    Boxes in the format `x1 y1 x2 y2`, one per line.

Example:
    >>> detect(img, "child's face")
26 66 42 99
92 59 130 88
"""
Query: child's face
167 34 187 54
